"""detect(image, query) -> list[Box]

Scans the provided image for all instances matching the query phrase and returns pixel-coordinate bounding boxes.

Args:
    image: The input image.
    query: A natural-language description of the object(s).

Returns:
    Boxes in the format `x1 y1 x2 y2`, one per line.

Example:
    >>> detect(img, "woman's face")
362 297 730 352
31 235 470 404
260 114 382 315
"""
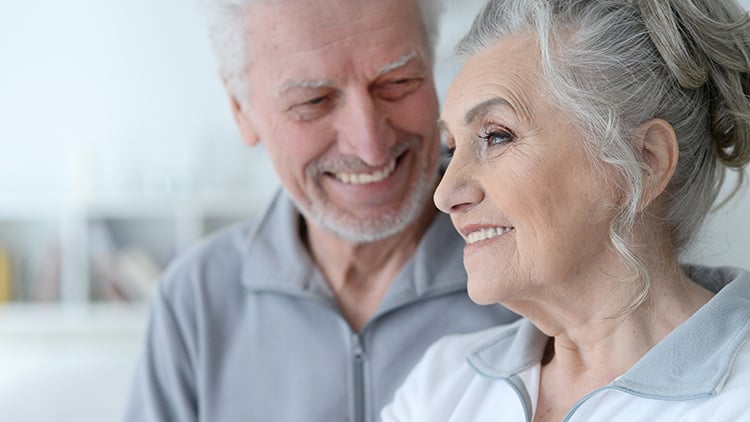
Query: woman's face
435 33 620 306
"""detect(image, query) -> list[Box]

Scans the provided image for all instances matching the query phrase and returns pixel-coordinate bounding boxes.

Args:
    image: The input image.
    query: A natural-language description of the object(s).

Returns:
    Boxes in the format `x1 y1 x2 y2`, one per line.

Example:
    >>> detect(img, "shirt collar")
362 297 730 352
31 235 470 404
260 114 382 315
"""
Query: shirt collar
241 190 323 295
468 266 750 400
241 189 469 306
613 266 750 399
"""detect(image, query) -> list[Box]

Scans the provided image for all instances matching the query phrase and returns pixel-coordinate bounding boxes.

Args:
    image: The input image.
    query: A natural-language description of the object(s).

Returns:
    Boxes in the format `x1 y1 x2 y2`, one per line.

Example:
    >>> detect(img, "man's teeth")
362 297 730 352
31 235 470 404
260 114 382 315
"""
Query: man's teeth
466 227 513 244
335 160 396 185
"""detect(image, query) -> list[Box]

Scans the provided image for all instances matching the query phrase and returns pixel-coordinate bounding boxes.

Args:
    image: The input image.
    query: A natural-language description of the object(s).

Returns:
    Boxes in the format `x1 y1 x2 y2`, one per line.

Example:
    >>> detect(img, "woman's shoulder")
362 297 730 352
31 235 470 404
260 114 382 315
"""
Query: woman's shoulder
381 321 527 421
425 319 527 366
398 323 525 394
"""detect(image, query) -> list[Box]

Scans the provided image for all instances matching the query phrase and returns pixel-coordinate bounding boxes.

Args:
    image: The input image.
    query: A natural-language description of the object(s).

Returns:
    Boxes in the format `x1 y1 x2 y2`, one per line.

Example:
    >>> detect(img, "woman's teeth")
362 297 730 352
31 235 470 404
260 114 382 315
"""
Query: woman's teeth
466 226 513 244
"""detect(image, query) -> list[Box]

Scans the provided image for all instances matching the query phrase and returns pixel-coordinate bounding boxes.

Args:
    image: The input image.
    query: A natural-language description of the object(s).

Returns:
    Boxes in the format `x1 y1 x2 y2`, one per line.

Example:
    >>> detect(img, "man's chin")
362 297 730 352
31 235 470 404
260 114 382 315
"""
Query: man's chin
305 201 424 244
296 167 436 243
321 213 414 244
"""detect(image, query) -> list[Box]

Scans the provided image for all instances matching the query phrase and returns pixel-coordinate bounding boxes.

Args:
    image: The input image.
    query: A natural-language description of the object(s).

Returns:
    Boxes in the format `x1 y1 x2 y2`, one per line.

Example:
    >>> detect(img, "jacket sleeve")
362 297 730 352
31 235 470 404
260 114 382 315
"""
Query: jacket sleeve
123 283 198 422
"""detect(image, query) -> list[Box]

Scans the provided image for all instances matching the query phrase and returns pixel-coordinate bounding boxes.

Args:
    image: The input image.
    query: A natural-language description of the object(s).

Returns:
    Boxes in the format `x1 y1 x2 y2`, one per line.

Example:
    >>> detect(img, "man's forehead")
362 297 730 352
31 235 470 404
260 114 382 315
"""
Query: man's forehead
248 0 425 46
278 51 424 94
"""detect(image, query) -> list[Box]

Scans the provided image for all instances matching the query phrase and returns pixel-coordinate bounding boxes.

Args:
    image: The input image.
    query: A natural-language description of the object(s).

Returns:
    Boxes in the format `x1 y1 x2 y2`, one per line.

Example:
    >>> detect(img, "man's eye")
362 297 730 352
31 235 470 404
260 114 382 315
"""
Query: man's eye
289 95 334 121
375 78 422 101
307 96 327 105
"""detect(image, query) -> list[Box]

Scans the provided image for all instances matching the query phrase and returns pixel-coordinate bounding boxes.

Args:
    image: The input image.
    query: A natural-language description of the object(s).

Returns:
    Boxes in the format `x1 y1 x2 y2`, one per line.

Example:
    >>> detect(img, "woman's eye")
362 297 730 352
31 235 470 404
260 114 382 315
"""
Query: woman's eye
482 129 515 147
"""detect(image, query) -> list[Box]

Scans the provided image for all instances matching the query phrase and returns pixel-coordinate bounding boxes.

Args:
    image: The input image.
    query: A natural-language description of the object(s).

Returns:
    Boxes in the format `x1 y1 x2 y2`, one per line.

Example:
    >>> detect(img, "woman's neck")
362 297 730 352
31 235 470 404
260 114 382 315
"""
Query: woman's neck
530 261 714 422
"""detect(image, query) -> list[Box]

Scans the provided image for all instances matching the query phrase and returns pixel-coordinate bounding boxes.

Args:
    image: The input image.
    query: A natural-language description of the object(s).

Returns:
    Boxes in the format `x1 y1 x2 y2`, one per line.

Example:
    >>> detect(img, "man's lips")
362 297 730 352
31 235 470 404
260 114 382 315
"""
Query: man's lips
332 159 397 185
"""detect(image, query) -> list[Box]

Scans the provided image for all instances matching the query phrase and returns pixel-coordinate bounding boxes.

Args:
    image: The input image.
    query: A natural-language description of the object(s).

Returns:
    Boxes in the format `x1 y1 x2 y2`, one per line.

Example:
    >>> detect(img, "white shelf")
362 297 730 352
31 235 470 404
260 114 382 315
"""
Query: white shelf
0 302 147 334
0 191 272 306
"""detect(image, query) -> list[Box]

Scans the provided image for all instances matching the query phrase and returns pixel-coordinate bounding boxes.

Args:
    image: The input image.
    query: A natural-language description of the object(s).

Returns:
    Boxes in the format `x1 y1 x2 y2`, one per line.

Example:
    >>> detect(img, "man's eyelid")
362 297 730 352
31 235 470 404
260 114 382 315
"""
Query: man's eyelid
286 91 334 111
285 94 338 121
376 61 427 84
373 79 422 102
386 78 419 87
281 84 334 105
374 74 423 91
304 94 331 105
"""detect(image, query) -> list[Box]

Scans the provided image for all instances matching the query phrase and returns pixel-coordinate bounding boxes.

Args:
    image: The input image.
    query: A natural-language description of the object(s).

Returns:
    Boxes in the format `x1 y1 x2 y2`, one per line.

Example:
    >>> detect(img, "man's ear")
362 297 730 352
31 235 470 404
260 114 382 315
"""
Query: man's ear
228 93 261 147
635 118 679 210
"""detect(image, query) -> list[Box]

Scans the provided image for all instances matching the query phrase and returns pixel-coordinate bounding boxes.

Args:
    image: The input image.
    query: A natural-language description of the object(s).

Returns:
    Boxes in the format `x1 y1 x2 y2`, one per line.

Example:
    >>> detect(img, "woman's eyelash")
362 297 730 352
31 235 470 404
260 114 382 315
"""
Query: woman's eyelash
480 127 516 147
440 126 515 158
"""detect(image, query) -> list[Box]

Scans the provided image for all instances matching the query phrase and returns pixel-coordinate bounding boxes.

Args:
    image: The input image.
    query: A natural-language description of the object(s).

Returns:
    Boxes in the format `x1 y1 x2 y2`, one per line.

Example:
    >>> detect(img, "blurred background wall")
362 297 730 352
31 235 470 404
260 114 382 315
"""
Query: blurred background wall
0 0 748 420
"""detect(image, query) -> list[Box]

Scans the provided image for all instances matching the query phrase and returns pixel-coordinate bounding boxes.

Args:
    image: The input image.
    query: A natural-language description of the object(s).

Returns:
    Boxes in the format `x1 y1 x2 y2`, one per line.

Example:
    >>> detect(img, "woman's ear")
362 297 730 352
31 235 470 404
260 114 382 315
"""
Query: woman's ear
228 93 261 147
634 118 679 210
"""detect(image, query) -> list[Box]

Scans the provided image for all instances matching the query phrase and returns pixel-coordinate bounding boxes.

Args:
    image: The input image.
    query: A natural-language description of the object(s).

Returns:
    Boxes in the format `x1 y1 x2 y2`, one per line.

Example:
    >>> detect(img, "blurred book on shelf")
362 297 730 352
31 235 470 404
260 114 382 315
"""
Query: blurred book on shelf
28 243 61 302
0 246 11 303
89 222 161 302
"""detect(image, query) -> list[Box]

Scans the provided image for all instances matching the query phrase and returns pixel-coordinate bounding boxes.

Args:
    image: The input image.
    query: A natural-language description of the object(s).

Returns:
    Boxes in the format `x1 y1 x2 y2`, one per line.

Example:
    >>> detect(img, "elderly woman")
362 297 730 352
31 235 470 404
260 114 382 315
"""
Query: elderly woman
381 0 750 421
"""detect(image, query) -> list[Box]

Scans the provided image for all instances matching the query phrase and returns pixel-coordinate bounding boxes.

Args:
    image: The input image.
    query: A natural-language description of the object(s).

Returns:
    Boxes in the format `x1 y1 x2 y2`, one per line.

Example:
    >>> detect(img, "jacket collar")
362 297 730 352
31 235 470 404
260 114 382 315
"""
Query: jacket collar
613 266 750 399
240 189 469 309
468 266 750 400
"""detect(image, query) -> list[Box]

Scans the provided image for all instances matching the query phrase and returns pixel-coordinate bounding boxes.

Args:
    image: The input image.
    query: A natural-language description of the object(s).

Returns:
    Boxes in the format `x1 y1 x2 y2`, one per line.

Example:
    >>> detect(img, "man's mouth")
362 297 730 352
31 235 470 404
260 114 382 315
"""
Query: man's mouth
333 159 397 185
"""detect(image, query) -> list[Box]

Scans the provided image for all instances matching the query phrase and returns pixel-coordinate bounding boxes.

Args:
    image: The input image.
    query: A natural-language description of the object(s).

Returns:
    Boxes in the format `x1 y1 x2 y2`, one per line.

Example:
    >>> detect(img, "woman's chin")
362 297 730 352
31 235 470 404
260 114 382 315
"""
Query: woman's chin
467 280 502 305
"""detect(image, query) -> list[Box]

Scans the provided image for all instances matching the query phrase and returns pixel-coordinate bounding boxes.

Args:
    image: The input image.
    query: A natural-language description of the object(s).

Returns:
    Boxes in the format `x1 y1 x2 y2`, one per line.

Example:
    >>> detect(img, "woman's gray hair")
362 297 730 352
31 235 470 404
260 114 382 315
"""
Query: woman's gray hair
457 0 750 311
196 0 444 105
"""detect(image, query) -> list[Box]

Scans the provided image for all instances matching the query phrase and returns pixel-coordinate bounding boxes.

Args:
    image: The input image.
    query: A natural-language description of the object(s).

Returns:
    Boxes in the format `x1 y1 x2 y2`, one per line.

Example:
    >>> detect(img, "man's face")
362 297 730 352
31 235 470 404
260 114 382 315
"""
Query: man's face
234 0 441 243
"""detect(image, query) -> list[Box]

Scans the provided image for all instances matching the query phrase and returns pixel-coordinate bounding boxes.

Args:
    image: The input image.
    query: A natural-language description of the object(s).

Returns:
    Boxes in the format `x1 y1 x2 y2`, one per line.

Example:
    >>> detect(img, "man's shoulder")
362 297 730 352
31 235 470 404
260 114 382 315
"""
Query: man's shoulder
158 218 259 297
158 191 291 294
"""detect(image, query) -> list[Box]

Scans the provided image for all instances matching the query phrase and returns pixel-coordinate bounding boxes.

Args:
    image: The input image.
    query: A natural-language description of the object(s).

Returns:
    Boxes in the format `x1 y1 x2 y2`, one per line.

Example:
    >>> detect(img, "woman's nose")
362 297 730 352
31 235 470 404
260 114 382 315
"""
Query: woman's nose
434 149 483 214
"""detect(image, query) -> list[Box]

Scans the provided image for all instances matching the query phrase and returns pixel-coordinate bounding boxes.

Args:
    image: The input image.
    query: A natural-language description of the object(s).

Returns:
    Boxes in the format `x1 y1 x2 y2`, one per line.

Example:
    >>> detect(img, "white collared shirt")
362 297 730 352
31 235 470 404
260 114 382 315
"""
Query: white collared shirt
382 266 750 421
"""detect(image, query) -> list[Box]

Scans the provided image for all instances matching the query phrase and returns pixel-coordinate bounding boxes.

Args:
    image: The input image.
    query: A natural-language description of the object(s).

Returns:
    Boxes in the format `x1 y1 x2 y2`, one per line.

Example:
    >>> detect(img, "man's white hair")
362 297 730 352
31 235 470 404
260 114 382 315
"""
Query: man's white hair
196 0 444 104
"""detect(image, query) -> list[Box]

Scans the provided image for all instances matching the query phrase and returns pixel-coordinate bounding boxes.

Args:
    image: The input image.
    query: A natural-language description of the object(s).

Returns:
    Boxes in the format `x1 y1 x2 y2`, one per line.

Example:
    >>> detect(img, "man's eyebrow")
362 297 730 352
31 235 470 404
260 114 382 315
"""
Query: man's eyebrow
464 97 515 125
377 51 420 76
279 79 335 95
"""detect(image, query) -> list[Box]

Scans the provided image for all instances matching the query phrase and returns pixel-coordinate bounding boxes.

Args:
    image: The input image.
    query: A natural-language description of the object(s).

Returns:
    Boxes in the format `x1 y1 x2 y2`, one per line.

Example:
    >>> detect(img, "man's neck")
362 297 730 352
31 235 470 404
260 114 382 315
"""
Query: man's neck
304 204 437 331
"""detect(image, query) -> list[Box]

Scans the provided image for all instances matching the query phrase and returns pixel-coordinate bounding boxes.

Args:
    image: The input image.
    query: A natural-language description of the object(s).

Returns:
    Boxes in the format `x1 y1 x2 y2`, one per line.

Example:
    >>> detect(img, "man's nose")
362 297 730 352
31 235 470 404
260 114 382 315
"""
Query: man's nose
336 91 393 167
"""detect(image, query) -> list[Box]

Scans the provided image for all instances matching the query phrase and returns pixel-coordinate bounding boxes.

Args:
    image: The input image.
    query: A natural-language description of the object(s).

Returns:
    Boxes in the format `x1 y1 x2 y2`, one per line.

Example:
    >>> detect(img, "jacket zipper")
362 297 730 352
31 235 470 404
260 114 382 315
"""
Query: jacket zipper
353 334 366 422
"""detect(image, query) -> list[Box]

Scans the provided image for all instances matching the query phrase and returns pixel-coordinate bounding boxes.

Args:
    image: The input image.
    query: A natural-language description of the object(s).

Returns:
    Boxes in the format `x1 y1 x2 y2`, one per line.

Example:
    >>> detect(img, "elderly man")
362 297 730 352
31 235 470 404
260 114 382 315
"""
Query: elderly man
124 0 517 421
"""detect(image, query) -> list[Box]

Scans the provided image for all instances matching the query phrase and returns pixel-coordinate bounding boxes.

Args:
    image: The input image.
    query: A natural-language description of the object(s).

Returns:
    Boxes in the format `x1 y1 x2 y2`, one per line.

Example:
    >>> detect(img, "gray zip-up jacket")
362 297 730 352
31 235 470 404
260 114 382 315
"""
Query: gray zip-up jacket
124 190 518 422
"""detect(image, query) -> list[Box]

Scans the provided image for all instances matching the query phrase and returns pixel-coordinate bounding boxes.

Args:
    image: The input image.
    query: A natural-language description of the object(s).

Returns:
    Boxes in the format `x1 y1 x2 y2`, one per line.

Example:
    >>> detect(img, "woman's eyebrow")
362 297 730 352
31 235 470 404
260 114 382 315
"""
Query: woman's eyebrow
464 97 515 125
